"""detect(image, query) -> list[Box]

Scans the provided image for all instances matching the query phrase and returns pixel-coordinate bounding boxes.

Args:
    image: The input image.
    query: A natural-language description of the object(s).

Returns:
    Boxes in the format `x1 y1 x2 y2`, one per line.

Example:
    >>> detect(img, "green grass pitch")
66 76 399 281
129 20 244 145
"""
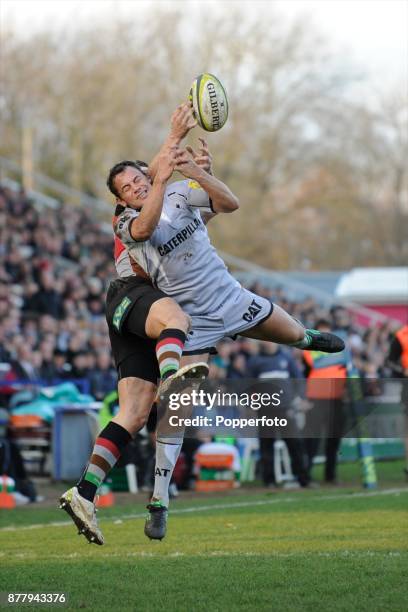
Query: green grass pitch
0 465 407 611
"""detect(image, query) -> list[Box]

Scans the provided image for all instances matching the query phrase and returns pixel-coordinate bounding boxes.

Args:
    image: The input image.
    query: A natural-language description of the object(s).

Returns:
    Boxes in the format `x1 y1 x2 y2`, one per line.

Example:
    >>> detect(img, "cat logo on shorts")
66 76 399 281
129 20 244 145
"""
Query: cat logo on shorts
242 299 263 323
113 296 132 330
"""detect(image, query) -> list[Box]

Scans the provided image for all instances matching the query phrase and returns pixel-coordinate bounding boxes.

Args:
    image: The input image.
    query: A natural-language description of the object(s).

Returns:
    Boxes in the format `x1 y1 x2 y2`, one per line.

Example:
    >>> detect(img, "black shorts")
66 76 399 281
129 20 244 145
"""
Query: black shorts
106 276 167 383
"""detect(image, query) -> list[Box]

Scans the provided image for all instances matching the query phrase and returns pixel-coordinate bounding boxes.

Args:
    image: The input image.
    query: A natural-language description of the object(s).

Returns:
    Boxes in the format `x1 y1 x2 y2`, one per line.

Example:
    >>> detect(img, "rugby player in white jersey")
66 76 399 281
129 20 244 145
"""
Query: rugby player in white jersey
109 103 345 540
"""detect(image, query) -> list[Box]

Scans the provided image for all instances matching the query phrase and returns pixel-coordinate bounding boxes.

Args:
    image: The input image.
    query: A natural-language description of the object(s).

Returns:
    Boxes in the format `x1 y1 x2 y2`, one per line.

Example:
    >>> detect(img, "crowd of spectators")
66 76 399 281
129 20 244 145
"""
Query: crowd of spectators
0 183 116 400
0 182 399 405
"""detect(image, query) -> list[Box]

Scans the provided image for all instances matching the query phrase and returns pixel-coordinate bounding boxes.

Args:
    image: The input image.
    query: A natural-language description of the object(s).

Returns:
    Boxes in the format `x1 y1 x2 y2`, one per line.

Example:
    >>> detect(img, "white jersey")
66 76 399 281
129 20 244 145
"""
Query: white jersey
113 179 241 316
113 179 273 352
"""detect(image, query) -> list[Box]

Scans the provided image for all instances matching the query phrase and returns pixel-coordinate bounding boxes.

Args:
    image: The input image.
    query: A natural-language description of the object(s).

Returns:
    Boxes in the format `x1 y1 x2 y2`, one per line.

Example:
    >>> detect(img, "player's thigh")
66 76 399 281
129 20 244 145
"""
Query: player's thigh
121 289 182 340
145 297 191 338
109 320 160 391
106 278 163 339
109 317 159 376
113 345 159 432
240 303 304 344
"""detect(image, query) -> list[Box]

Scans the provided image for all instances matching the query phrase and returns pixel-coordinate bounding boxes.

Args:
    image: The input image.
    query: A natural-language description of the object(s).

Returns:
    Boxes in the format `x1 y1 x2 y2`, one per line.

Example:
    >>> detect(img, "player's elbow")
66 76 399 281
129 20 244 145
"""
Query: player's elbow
130 222 153 242
224 195 239 212
230 195 239 211
131 229 151 242
213 195 239 213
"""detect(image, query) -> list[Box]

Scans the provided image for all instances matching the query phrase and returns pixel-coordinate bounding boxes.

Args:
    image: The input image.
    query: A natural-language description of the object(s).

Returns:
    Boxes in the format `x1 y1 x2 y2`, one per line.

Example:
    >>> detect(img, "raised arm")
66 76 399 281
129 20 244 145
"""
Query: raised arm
116 147 179 243
175 147 239 214
148 104 197 180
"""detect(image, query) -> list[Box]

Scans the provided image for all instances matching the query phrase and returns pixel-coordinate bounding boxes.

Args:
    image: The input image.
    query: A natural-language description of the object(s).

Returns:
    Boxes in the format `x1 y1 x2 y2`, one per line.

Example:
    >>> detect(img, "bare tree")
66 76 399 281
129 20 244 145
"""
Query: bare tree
1 5 406 268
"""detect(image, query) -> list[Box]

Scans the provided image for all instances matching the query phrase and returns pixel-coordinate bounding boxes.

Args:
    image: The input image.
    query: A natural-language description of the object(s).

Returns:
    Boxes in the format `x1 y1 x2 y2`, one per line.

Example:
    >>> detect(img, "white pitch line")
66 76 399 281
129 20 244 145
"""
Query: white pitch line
0 550 406 561
110 487 408 523
1 487 407 533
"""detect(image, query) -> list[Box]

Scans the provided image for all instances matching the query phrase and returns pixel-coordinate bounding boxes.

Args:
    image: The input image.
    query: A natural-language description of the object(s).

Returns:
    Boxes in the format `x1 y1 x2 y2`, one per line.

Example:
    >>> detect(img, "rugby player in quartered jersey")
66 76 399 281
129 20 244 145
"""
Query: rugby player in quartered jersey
59 106 212 546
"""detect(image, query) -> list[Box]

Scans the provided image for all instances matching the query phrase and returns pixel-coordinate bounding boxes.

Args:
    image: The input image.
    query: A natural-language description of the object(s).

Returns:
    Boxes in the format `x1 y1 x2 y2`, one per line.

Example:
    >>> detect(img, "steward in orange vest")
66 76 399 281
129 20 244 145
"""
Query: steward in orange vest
389 325 408 374
388 325 408 479
303 350 348 400
302 320 350 484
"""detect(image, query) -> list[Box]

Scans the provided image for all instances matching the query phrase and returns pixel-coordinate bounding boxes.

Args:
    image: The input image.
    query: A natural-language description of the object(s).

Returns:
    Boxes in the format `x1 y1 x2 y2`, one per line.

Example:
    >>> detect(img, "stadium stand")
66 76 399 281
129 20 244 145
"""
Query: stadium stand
0 180 402 492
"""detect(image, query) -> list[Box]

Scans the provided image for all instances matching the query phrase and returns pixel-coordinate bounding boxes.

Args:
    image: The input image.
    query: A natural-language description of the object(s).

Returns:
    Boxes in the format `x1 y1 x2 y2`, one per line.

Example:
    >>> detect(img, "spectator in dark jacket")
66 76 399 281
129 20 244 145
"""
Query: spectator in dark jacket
89 351 117 400
248 341 309 488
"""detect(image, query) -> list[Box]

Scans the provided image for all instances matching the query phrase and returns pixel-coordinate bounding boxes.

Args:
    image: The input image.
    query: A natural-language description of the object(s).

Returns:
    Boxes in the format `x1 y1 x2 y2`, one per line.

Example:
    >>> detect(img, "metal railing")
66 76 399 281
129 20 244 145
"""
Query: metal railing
0 156 111 216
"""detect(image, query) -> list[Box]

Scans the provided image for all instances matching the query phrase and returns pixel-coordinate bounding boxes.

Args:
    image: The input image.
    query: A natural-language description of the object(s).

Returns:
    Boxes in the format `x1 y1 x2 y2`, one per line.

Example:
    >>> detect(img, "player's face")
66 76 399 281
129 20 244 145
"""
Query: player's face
115 167 151 209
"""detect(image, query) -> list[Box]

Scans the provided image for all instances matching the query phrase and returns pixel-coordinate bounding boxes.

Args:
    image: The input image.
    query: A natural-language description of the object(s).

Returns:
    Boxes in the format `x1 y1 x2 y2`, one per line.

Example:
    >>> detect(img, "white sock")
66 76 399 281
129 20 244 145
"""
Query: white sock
152 437 183 507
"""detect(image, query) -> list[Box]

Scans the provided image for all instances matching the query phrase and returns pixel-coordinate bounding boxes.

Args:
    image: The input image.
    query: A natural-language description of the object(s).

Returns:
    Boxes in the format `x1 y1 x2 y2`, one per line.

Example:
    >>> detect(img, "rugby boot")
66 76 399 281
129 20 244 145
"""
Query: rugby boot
144 501 168 541
304 330 345 353
59 486 104 545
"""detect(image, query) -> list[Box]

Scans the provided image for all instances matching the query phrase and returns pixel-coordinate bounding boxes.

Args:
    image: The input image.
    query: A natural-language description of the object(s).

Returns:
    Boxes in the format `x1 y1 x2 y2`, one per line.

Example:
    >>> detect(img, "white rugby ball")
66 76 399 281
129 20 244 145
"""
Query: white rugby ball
189 73 228 132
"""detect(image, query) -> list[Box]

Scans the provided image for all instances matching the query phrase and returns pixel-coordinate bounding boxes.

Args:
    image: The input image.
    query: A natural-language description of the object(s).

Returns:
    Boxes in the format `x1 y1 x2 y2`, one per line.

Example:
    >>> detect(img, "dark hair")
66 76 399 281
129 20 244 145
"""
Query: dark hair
106 160 149 198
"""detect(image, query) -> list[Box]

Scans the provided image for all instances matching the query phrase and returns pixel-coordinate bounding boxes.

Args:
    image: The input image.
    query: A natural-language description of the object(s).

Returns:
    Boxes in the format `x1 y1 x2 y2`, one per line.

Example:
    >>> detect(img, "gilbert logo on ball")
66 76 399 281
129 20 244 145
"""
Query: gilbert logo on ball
189 73 228 132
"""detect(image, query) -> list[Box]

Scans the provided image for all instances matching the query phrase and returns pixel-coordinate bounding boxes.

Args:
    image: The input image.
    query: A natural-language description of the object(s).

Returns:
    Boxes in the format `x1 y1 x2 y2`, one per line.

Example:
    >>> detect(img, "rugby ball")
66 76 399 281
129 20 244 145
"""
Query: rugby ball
189 73 228 132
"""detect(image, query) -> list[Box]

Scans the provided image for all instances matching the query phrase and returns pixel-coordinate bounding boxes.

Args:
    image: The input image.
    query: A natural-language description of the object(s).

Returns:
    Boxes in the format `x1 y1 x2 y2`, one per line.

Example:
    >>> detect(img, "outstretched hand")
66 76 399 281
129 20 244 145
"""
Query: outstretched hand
186 138 213 175
174 147 201 179
155 145 180 182
170 102 197 141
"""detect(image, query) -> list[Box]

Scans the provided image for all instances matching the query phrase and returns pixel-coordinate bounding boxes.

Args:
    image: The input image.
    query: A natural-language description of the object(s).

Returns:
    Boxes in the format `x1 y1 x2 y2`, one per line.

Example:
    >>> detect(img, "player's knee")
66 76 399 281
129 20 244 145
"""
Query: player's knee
166 308 191 334
181 312 192 334
148 298 190 335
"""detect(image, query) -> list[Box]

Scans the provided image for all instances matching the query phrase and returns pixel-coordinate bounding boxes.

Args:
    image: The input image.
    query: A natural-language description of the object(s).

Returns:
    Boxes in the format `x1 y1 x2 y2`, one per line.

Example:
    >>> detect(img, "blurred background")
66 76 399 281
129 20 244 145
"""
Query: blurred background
0 0 407 504
1 0 407 267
